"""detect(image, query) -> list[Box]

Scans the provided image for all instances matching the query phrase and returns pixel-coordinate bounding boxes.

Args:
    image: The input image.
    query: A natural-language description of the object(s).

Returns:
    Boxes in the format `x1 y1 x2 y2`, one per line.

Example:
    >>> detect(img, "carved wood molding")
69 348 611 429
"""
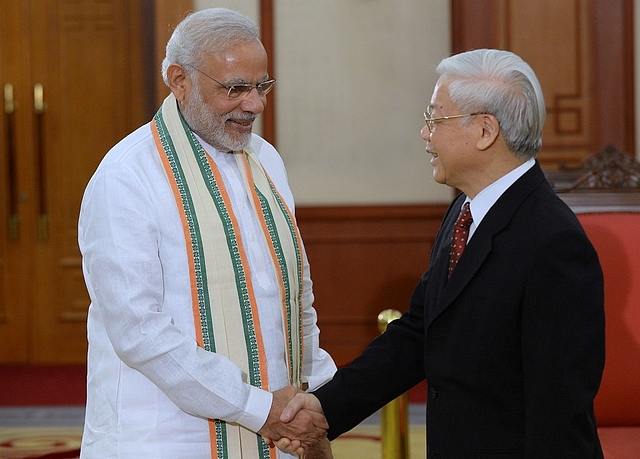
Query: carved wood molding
545 144 640 212
557 144 640 192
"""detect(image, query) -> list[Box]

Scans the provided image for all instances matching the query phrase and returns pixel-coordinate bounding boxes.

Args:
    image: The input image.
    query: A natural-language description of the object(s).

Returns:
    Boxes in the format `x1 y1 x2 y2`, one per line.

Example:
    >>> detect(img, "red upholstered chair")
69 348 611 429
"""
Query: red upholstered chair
547 145 640 459
577 213 640 458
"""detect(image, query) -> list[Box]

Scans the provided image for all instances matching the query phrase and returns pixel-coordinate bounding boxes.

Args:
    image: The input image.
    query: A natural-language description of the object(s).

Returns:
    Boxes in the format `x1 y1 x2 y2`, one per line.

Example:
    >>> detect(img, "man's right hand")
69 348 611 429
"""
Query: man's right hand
280 392 323 423
258 387 327 455
270 392 326 455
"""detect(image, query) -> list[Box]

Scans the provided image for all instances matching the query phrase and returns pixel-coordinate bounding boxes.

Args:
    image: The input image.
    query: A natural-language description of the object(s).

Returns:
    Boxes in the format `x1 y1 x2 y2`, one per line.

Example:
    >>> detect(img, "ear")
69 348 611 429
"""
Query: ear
166 64 189 102
476 114 500 151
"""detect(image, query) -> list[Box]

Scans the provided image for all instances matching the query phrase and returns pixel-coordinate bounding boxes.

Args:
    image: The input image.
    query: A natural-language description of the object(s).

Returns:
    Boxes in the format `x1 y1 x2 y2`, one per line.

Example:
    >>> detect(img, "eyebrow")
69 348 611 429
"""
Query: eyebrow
224 75 271 85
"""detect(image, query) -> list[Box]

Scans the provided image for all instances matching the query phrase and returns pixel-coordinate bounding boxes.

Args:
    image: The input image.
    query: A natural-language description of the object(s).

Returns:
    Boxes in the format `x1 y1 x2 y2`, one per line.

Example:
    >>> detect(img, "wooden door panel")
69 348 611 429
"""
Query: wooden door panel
28 0 147 362
0 0 192 364
451 0 634 167
507 0 592 161
0 0 34 362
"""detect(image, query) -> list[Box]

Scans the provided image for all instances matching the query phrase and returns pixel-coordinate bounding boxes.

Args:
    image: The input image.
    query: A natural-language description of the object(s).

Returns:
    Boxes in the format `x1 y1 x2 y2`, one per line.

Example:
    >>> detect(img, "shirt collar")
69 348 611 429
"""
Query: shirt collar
467 158 535 238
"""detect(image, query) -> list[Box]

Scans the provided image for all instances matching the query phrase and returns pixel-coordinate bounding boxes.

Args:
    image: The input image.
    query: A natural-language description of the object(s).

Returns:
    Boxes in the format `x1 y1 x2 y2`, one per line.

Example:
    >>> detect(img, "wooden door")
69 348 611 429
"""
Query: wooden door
0 1 32 362
451 0 634 168
0 0 191 363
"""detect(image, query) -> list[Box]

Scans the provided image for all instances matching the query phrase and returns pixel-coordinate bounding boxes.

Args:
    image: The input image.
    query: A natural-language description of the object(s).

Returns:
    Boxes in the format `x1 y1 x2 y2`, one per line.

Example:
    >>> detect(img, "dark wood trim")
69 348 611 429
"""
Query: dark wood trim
296 204 449 221
451 0 503 52
137 0 157 121
589 0 635 155
260 0 276 147
153 0 193 108
296 204 449 365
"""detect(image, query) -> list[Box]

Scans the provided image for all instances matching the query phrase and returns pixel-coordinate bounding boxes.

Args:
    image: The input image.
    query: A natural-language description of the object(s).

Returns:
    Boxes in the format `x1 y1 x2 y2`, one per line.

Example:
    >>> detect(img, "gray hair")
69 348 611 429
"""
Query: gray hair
161 8 260 86
436 49 546 160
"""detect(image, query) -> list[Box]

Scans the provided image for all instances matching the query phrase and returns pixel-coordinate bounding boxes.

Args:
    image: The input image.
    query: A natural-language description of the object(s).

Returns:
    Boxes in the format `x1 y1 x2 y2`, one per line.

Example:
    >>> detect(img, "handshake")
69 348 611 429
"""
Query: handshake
258 386 333 458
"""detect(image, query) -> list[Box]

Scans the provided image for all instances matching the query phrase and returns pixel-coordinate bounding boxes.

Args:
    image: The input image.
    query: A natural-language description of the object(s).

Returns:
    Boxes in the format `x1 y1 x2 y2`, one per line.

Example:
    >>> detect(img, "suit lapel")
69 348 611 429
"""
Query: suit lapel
426 162 547 328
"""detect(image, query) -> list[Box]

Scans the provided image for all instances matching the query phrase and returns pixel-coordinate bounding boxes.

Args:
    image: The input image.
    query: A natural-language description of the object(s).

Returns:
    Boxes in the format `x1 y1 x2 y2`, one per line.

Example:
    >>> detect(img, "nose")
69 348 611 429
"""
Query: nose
420 124 431 140
239 87 266 114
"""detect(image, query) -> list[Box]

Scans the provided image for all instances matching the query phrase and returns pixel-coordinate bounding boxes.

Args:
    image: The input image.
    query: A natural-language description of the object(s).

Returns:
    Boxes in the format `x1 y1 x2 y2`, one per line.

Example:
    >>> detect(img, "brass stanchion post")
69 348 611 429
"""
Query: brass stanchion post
378 309 409 459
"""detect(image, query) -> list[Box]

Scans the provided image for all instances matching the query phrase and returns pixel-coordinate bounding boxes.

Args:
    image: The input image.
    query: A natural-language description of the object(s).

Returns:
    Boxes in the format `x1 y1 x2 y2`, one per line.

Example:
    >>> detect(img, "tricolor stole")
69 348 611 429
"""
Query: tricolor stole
151 94 304 459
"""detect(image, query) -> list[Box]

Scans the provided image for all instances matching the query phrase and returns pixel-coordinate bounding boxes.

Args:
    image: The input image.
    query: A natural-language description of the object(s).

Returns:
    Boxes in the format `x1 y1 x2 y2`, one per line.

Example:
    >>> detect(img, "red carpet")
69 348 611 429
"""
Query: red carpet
0 364 425 406
0 366 86 406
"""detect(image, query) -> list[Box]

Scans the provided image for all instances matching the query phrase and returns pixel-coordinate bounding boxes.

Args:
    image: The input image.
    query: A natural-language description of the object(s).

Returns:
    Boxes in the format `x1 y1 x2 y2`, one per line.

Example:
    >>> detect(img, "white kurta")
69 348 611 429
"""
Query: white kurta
78 123 336 458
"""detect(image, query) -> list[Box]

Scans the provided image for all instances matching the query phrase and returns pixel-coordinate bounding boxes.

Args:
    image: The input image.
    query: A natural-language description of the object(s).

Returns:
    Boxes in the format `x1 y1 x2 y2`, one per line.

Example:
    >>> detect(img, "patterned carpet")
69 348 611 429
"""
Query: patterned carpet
0 427 81 459
0 406 426 459
333 424 426 459
0 425 426 459
0 366 429 457
3 417 640 458
3 406 638 458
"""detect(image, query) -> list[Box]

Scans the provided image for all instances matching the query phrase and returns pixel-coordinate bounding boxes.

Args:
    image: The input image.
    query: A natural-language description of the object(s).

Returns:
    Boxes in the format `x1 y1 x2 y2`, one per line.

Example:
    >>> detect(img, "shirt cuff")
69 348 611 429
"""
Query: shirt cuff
235 385 273 433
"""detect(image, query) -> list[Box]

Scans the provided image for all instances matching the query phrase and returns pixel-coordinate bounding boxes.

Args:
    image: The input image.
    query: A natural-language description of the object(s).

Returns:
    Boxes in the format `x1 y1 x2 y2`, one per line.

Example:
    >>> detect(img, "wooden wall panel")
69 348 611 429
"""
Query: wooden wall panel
507 1 592 164
153 0 194 108
589 0 635 159
451 0 634 168
296 204 448 366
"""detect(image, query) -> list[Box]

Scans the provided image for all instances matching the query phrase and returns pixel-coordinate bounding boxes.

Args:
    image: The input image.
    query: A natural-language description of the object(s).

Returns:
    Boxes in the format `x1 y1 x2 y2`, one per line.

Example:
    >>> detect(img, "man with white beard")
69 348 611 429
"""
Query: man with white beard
78 8 336 458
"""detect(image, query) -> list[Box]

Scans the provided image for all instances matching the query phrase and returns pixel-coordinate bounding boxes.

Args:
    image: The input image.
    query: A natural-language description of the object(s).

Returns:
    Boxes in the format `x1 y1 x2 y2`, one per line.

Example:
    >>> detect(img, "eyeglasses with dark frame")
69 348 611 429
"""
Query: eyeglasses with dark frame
187 65 276 99
423 107 483 133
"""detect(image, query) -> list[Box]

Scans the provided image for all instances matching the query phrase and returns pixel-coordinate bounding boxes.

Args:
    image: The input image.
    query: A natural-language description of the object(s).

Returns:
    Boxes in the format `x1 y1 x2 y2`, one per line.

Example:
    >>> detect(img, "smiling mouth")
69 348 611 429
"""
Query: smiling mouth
227 117 255 133
229 118 254 126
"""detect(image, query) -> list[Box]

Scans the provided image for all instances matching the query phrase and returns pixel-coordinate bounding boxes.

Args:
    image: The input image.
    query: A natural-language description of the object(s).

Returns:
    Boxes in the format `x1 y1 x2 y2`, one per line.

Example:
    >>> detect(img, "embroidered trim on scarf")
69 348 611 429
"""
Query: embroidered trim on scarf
151 94 303 459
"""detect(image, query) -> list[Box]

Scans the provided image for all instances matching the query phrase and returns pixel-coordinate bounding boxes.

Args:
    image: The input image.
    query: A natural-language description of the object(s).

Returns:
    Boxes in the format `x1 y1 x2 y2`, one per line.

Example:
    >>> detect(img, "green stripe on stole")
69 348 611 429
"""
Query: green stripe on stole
255 185 304 383
152 111 217 352
154 109 269 458
152 94 303 459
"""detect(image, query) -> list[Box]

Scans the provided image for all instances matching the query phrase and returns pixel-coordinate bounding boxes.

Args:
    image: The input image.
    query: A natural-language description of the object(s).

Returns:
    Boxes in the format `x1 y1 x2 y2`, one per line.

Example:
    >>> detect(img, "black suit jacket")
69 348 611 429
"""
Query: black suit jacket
314 162 605 458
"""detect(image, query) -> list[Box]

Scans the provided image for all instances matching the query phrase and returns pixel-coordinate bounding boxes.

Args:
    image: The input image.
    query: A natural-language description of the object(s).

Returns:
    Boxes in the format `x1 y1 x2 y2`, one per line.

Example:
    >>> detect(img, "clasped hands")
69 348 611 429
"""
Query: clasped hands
259 385 330 457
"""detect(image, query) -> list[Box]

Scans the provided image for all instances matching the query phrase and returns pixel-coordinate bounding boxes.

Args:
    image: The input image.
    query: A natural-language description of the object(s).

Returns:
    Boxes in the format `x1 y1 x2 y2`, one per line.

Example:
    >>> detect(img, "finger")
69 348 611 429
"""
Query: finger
274 437 292 449
289 439 303 452
281 393 321 422
274 437 304 455
280 394 305 422
305 408 329 430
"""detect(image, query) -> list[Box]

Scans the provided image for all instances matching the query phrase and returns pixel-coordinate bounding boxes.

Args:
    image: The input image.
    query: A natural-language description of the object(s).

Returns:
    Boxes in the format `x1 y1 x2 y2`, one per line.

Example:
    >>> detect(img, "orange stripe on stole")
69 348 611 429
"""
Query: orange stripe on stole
204 152 270 392
152 120 220 458
239 153 305 378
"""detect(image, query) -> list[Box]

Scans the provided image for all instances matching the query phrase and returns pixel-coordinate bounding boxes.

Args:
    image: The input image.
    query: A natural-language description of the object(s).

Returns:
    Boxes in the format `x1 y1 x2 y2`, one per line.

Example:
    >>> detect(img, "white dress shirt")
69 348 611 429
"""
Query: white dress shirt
78 123 336 458
467 158 535 240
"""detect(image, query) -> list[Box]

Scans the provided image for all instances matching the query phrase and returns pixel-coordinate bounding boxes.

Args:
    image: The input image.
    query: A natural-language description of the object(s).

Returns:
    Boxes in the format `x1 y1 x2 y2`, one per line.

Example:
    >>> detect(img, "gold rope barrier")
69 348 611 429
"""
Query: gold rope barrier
377 309 409 459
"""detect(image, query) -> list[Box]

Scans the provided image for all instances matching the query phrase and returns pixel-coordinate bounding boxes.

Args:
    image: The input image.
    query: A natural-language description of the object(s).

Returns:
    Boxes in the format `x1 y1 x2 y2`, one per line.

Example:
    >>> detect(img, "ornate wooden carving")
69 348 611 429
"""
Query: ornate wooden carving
549 145 640 192
545 145 640 212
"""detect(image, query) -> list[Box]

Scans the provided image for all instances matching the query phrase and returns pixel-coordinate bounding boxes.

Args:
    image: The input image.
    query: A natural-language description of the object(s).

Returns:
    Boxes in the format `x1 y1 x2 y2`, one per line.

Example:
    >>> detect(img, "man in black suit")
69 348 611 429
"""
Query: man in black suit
273 48 605 458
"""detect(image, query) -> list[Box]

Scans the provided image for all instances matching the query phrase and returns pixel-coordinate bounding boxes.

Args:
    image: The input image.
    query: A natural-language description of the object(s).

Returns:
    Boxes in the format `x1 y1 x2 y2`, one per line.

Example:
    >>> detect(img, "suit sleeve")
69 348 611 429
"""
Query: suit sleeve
313 272 429 440
521 228 605 456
